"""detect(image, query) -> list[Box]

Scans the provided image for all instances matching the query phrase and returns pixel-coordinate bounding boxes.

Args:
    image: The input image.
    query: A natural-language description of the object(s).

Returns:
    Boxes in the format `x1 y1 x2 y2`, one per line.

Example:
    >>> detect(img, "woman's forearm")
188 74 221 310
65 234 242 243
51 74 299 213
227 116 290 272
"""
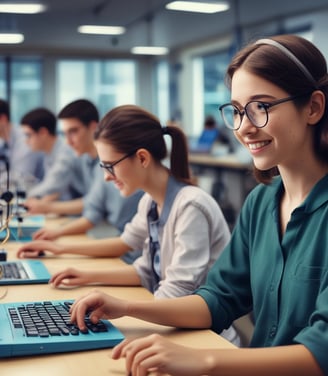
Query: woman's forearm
58 237 131 257
203 345 323 376
126 294 212 328
56 217 93 237
49 198 84 215
90 266 142 286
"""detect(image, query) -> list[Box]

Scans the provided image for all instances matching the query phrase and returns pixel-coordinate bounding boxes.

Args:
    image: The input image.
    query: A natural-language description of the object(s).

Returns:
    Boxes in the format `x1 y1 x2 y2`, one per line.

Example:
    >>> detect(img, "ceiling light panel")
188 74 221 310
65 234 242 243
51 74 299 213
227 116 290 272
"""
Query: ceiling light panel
78 25 126 35
166 1 229 14
0 33 24 44
0 3 46 14
131 46 169 55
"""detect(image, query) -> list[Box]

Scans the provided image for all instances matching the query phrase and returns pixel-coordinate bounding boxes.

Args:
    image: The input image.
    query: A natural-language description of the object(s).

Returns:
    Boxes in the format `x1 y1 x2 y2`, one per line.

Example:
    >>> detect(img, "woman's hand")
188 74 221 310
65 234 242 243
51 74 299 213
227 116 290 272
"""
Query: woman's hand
16 240 64 258
49 268 92 288
112 333 212 376
70 289 129 331
24 197 50 215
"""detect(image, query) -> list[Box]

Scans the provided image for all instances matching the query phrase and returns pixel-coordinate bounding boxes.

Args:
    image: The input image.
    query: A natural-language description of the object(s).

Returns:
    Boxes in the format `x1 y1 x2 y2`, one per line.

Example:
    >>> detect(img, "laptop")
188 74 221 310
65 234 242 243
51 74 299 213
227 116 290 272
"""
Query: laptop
0 260 51 285
9 215 45 242
0 299 125 357
189 128 219 154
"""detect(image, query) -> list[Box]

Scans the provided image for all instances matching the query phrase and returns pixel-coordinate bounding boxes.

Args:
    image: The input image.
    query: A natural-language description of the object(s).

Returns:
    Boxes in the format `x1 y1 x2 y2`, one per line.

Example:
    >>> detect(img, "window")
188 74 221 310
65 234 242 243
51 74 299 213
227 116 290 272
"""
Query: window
0 57 42 125
192 50 231 136
154 60 170 125
11 59 43 125
0 60 6 99
56 60 136 119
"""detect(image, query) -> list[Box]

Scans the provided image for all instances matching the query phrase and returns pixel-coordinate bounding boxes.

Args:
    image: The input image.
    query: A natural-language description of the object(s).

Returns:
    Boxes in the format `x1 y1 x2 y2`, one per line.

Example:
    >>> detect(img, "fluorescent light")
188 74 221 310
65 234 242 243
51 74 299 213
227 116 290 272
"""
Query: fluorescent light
131 46 169 55
0 3 46 14
166 1 229 13
78 25 126 35
0 33 24 44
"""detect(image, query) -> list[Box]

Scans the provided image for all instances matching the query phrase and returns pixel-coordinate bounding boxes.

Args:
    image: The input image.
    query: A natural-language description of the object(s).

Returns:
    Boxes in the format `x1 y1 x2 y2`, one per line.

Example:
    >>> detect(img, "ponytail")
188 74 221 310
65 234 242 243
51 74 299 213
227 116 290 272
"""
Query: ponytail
162 125 193 185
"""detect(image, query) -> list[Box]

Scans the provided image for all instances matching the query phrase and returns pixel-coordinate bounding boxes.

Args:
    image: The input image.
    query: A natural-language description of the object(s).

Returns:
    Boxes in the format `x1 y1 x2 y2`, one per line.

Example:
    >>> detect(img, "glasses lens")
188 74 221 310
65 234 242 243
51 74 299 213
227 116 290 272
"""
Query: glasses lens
220 104 239 130
245 101 268 128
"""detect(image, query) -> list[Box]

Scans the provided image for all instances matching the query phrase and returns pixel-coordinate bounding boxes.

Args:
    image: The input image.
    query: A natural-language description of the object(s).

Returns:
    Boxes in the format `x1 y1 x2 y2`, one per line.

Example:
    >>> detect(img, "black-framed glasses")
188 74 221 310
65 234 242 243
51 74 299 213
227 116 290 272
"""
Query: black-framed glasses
219 93 310 130
99 151 136 177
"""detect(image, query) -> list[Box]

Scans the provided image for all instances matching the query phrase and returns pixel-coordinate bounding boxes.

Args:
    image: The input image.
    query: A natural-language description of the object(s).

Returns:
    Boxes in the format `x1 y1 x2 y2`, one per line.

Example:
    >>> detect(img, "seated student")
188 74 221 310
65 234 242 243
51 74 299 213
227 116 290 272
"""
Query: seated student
30 167 144 264
0 99 43 185
21 107 76 200
24 99 100 216
21 100 143 264
30 166 143 237
67 35 328 375
17 104 239 344
189 116 219 154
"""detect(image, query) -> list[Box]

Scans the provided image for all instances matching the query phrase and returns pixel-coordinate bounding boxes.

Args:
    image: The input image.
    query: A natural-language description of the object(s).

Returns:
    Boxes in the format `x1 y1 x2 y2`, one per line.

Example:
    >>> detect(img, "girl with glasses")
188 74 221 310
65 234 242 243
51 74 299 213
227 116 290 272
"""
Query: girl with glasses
18 104 239 345
70 34 328 375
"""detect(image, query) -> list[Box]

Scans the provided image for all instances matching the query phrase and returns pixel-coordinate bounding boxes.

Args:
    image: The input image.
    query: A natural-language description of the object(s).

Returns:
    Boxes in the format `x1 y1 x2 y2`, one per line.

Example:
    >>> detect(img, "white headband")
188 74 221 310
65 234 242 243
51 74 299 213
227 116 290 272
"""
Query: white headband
255 38 317 87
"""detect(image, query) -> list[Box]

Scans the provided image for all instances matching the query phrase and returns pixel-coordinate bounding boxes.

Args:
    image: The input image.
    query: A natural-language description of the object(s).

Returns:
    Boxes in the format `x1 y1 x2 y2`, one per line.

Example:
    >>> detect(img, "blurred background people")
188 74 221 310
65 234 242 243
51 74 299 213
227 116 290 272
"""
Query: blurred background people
24 99 100 216
20 107 76 200
0 99 44 190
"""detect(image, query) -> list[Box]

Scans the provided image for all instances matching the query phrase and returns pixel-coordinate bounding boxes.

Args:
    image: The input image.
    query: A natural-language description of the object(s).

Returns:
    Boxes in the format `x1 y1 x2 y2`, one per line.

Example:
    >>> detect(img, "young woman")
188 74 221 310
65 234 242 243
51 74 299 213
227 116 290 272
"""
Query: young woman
17 104 238 343
69 34 328 375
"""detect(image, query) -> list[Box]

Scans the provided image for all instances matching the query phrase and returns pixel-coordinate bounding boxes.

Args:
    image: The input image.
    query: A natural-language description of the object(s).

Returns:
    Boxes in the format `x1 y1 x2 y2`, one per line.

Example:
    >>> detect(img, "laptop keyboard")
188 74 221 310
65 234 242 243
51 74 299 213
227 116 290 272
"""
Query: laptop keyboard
8 301 108 338
0 262 28 280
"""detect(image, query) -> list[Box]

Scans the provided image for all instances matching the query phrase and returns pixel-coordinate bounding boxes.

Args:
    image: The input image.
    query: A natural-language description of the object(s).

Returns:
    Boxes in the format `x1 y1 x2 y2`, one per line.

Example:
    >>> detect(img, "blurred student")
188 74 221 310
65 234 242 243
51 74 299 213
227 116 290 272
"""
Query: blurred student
0 99 43 184
29 165 144 264
21 107 76 200
17 104 239 344
30 166 143 240
24 99 100 215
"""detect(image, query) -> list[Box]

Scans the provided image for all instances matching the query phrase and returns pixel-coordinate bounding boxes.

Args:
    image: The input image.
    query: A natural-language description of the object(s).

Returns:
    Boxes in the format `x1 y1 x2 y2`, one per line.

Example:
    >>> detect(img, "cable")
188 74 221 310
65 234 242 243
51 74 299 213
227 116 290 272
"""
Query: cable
0 155 13 244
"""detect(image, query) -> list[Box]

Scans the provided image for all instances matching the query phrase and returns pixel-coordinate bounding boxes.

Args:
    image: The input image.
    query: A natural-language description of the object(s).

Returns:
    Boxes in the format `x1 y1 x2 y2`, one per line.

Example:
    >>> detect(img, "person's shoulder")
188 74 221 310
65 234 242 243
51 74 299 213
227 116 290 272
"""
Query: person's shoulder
176 184 218 208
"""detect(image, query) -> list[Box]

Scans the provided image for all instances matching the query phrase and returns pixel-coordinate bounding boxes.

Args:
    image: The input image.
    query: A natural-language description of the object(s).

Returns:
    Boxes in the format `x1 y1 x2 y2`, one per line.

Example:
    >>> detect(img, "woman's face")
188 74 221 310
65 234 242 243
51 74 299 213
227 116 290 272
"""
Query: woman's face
231 68 312 172
95 140 140 197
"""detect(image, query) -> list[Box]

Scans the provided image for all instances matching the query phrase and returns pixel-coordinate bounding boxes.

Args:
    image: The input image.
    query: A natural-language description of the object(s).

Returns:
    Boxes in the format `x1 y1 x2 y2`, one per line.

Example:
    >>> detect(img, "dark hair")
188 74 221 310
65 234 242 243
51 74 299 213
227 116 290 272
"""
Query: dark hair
58 99 99 126
225 34 328 184
94 104 193 185
21 108 57 135
0 99 10 120
204 115 217 129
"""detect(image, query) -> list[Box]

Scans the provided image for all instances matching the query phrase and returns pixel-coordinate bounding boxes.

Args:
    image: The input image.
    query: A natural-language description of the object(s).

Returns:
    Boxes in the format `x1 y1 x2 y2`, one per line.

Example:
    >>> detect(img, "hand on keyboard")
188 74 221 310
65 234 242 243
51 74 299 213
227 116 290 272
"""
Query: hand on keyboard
69 290 129 331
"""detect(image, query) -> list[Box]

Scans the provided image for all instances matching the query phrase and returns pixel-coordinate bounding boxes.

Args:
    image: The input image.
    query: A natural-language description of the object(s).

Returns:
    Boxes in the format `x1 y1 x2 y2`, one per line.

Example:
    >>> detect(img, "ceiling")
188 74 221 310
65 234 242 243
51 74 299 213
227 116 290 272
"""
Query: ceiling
1 0 328 56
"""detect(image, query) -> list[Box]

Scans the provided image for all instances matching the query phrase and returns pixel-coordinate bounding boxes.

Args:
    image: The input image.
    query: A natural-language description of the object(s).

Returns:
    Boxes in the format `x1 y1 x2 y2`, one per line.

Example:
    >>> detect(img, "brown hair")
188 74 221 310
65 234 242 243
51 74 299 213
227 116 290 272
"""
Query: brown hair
94 104 193 184
225 34 328 184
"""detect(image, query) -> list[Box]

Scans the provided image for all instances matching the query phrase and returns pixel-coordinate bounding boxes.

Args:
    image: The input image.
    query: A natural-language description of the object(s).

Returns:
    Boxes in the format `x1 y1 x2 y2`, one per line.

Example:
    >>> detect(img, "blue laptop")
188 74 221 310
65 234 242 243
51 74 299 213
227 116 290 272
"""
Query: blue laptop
0 260 51 285
0 299 125 357
9 215 45 242
189 128 219 153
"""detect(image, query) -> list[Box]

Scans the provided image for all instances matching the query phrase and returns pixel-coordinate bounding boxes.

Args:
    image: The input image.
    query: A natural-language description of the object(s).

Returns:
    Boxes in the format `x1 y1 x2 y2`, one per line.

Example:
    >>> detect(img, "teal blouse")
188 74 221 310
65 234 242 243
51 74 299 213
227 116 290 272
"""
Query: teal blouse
196 174 328 374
